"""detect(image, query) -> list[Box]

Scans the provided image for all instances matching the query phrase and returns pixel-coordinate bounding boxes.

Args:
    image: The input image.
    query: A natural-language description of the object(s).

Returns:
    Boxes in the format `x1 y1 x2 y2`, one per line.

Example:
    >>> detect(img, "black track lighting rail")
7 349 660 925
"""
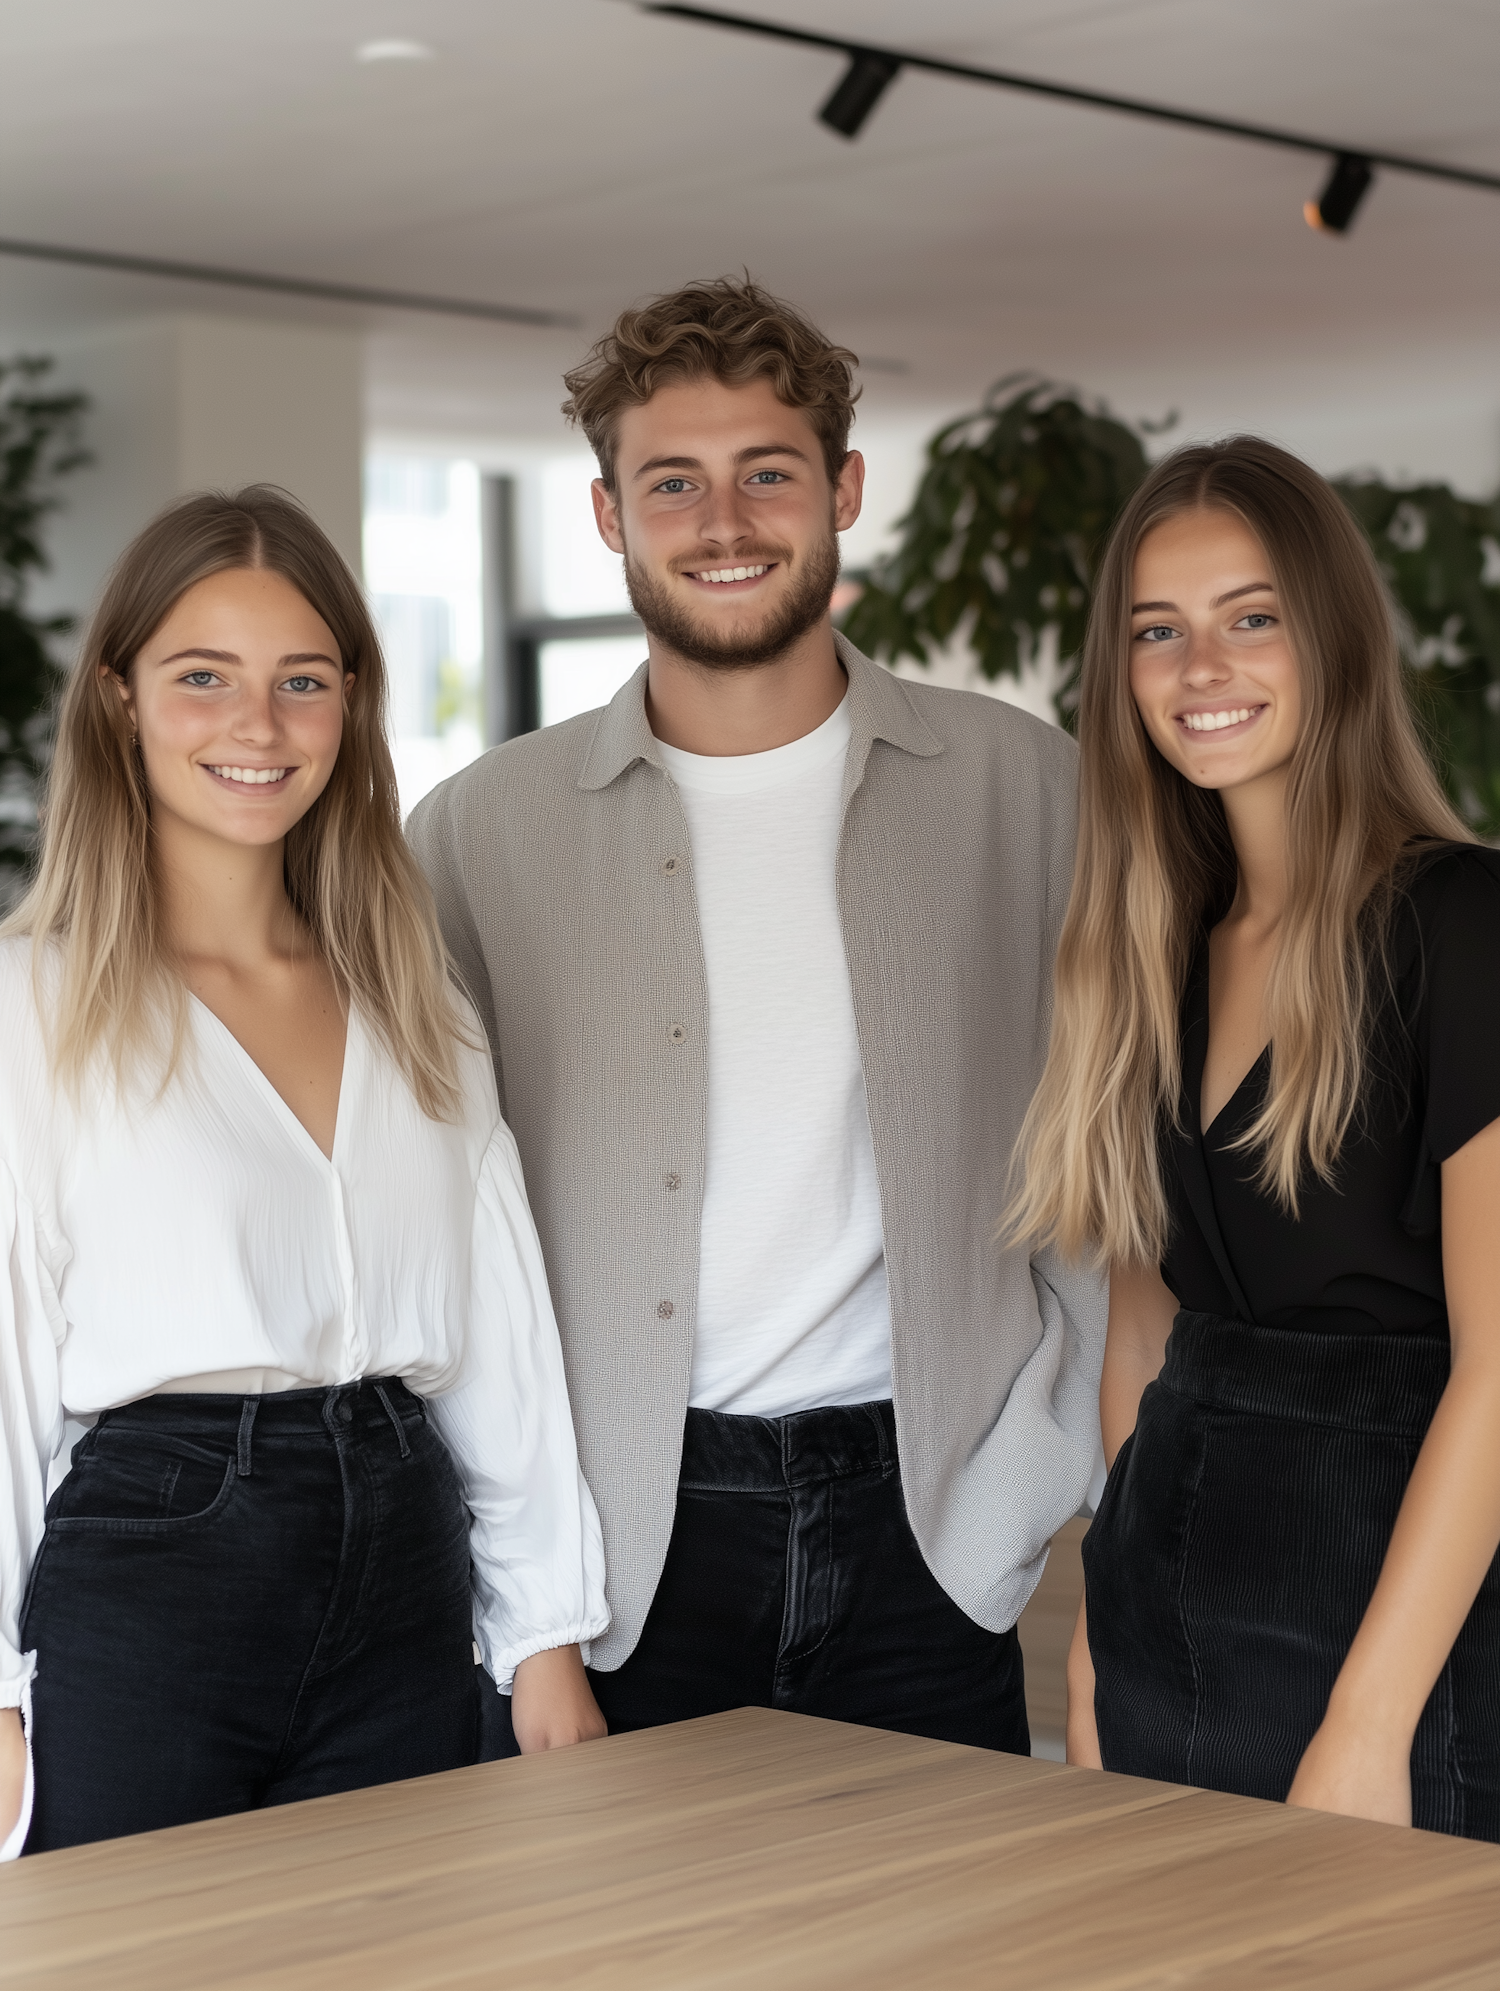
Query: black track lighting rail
0 235 579 328
645 4 1500 197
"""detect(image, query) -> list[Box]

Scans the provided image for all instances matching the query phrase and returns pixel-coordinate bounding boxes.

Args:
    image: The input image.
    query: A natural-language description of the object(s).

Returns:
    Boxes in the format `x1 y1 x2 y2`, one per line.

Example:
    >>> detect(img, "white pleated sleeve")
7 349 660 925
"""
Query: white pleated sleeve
0 1164 66 1860
423 1118 609 1692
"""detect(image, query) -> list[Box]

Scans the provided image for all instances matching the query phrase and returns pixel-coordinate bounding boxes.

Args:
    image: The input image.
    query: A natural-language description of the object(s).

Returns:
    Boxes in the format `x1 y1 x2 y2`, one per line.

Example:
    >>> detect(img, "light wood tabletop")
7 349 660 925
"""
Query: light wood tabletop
2 1707 1497 1990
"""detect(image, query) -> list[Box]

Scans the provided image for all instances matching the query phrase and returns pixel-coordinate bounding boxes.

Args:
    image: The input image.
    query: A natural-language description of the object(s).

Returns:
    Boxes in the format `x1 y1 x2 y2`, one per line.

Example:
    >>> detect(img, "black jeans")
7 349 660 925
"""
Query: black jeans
1085 1311 1500 1842
22 1379 481 1853
588 1400 1029 1753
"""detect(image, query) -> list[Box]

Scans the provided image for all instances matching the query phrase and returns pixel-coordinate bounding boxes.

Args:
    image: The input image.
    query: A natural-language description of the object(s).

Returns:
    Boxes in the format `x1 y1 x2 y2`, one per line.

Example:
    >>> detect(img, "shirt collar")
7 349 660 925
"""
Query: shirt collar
576 630 943 793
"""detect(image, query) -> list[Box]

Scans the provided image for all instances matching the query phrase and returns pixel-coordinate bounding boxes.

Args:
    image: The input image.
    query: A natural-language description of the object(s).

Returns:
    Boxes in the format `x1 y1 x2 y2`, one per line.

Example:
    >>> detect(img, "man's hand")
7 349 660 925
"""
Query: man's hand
510 1644 608 1754
0 1707 25 1848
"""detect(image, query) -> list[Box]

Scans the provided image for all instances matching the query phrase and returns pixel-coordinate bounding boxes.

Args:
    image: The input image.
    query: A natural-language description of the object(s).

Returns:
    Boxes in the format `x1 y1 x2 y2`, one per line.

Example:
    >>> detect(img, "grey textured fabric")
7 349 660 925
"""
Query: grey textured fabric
407 634 1107 1670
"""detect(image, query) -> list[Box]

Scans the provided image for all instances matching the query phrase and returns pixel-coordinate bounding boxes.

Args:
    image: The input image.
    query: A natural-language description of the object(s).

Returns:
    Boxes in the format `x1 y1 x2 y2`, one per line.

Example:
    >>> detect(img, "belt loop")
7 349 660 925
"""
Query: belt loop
237 1397 259 1478
373 1382 411 1459
867 1402 893 1477
778 1408 795 1489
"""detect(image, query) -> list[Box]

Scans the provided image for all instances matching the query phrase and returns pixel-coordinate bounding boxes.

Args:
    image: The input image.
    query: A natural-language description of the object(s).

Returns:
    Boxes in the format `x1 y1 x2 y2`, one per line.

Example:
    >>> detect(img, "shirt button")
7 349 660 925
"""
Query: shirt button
668 1022 687 1045
663 856 680 875
665 1172 681 1191
657 1300 675 1319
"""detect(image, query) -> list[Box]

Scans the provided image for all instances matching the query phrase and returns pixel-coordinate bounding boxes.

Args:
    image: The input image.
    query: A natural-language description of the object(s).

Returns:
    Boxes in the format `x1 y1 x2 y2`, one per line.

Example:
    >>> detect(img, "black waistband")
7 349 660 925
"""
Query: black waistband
1161 1311 1449 1439
680 1400 897 1493
94 1376 424 1441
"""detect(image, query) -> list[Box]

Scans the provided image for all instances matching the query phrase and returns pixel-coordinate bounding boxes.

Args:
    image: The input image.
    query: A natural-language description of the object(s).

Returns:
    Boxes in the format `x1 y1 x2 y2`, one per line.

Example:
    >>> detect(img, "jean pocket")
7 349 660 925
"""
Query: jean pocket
48 1448 239 1536
413 1418 464 1496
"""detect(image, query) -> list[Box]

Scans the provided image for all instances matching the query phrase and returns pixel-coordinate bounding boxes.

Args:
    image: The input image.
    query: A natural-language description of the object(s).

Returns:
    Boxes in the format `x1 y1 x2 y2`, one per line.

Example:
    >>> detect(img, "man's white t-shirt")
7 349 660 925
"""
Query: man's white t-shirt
655 695 893 1416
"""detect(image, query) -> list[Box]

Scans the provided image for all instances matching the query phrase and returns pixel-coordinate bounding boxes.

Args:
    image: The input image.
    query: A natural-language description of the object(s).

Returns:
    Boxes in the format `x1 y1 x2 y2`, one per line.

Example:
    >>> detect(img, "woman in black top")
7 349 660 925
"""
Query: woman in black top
1010 435 1500 1839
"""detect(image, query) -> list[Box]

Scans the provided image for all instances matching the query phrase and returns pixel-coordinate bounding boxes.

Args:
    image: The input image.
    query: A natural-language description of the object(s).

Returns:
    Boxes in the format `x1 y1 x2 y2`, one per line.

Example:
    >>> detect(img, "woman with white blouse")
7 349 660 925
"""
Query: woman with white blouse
0 486 608 1857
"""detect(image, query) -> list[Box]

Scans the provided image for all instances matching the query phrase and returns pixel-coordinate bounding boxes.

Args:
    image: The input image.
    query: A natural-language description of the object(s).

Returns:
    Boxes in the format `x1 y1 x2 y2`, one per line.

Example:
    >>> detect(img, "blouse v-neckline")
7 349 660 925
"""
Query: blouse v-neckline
187 991 354 1169
1186 943 1270 1144
1177 947 1260 1322
1201 1048 1271 1144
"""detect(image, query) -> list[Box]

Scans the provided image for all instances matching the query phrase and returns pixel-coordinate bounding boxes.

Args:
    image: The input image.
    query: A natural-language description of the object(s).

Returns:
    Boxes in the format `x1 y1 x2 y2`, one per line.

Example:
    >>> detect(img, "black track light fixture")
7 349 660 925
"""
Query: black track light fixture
645 8 1500 232
1304 153 1375 234
819 49 901 139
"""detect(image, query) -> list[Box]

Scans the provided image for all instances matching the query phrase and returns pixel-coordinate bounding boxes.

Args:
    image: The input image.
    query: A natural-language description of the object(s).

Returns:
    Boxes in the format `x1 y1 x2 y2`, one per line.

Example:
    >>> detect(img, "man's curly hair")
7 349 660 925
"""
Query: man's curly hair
562 275 860 492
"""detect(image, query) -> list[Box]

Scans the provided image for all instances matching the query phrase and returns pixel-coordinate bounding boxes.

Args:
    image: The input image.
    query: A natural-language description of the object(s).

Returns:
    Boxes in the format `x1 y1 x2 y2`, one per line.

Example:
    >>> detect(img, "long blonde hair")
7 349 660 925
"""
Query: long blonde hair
7 485 467 1119
1010 436 1471 1267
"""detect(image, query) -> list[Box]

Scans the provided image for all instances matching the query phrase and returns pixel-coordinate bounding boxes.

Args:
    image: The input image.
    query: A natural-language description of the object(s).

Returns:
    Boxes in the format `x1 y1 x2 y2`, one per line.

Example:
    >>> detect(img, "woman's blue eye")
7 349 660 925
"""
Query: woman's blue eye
284 675 320 693
183 670 219 687
1240 613 1273 629
1138 624 1176 642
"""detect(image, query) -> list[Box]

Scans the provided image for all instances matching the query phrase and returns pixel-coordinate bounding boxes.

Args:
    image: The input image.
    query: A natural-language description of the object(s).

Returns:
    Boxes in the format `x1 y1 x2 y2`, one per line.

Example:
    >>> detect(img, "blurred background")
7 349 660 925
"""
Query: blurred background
2 0 1499 875
3 0 1497 1756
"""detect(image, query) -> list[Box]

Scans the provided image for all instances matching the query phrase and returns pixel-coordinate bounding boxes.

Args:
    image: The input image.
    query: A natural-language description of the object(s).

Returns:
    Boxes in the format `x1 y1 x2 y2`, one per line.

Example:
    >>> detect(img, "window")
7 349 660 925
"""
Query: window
364 456 483 816
366 452 646 780
490 456 644 739
538 635 647 727
540 458 631 617
373 593 452 739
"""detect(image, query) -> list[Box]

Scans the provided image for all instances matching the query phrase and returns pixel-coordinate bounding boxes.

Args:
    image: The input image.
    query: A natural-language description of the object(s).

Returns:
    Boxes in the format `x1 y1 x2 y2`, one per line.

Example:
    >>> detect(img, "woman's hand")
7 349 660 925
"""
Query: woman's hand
0 1708 25 1848
1292 1118 1500 1834
510 1644 608 1753
1286 1712 1412 1828
1065 1593 1102 1768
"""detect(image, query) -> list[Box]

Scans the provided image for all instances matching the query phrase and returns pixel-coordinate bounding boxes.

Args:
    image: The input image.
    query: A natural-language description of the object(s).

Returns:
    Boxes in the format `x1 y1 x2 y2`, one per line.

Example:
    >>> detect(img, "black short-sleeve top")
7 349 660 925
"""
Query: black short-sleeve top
1160 845 1500 1336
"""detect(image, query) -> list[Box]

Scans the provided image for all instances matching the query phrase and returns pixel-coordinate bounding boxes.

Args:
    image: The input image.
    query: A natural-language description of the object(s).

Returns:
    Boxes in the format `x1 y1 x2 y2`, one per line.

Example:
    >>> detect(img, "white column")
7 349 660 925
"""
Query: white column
33 313 364 638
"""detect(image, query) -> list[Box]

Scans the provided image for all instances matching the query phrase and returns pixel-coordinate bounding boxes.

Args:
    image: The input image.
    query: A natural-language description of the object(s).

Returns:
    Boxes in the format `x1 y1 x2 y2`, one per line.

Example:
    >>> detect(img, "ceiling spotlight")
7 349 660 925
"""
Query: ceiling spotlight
356 38 434 63
819 50 901 139
1304 153 1374 234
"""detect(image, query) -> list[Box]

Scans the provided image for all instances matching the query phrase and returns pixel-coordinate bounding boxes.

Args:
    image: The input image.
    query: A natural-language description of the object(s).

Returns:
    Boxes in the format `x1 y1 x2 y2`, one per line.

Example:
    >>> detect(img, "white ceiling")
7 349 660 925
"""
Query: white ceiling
3 0 1500 491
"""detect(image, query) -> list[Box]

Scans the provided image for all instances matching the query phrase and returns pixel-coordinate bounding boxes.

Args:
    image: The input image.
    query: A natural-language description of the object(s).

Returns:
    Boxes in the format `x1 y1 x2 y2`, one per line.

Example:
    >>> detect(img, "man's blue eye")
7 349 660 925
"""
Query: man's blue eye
658 478 687 493
750 471 784 484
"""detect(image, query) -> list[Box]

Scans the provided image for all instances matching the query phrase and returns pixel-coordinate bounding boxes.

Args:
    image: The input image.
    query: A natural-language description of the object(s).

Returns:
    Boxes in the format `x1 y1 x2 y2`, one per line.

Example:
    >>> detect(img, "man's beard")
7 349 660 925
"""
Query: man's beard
623 525 841 670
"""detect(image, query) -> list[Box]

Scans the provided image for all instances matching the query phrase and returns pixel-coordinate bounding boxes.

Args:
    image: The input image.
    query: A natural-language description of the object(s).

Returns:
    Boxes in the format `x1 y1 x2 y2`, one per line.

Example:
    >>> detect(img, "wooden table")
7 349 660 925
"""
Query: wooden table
2 1708 1497 1989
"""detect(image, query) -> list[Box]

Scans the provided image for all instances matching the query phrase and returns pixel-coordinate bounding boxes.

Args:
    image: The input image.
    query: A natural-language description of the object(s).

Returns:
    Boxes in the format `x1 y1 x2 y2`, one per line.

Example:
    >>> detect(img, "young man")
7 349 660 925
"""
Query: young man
408 277 1104 1751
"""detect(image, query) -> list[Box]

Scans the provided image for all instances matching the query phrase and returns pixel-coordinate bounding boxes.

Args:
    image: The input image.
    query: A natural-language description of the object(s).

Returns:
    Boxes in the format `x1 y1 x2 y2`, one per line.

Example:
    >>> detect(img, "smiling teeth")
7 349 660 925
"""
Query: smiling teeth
696 565 768 583
209 766 288 783
1182 708 1257 733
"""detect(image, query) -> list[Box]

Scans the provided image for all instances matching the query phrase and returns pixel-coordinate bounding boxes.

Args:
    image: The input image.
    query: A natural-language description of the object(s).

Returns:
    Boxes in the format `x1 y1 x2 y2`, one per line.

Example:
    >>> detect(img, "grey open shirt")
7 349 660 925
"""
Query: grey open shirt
408 634 1106 1670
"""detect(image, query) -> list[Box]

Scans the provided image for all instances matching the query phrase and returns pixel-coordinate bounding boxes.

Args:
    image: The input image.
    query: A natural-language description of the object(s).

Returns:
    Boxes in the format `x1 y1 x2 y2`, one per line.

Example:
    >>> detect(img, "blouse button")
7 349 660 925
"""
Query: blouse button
657 1300 675 1319
668 1022 687 1045
665 1172 681 1191
663 856 680 875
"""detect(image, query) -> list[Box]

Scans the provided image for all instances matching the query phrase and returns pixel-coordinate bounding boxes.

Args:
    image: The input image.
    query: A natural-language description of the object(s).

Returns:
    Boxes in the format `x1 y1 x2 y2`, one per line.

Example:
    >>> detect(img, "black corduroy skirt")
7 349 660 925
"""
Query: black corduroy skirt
1082 1310 1500 1842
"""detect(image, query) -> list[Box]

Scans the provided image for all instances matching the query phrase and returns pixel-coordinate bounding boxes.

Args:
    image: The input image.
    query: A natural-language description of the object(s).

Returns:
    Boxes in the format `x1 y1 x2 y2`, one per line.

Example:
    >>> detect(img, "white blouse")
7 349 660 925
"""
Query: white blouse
0 939 608 1859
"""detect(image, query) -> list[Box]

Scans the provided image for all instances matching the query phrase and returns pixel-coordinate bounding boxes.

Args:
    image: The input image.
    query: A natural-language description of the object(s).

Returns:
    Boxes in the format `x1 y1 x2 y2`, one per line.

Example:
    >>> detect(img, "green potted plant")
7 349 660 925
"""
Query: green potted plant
0 355 91 901
1334 478 1500 836
844 374 1500 837
841 374 1150 717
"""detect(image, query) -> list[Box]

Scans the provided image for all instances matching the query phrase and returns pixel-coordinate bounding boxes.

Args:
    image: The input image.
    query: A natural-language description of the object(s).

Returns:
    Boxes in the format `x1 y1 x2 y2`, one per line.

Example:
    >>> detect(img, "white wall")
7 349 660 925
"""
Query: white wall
32 313 364 640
